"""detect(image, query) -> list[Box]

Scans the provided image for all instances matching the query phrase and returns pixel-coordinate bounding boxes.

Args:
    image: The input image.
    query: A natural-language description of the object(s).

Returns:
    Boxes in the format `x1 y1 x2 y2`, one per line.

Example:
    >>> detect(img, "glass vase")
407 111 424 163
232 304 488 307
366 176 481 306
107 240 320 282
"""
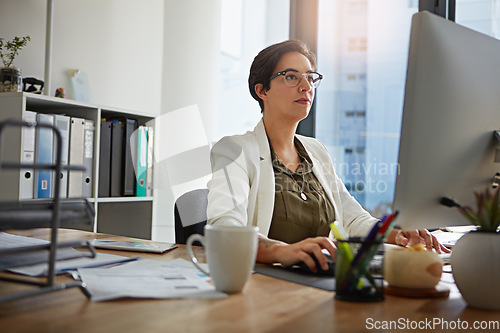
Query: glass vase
0 67 22 92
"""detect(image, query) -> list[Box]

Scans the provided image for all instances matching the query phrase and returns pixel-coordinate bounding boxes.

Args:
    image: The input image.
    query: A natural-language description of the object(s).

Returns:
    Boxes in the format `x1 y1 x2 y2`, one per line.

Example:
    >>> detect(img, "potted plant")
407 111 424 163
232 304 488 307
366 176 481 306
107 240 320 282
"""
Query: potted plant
0 35 31 92
450 187 500 310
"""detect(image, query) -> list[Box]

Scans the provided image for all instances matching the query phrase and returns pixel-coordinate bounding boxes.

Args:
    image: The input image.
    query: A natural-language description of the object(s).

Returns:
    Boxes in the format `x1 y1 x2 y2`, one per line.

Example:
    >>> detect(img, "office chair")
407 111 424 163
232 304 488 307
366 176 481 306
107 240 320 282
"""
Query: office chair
174 188 209 244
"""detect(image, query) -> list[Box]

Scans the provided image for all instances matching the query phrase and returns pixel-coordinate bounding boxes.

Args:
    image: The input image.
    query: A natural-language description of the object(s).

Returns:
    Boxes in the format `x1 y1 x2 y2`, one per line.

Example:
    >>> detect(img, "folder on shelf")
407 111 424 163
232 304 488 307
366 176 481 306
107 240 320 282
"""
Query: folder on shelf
82 119 95 198
146 126 153 197
20 111 37 199
123 119 138 196
110 121 124 197
98 120 112 197
34 113 54 199
133 126 148 197
68 117 85 198
53 114 71 198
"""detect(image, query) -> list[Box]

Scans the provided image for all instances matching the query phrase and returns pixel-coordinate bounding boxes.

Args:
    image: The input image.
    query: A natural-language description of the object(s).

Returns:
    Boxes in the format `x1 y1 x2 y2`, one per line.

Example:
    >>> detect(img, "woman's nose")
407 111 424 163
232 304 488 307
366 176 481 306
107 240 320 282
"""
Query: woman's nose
298 75 313 91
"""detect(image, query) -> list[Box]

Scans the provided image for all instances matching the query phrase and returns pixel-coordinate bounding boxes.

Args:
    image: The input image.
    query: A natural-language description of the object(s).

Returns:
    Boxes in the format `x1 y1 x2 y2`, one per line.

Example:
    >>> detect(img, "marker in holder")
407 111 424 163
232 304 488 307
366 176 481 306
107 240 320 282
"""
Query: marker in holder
335 237 384 302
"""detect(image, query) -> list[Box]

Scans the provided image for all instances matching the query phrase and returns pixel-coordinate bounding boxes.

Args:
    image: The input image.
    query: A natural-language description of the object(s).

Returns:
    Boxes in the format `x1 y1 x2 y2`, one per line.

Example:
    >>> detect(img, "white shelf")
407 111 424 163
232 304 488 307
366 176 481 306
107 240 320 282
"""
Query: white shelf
96 196 153 203
0 92 156 239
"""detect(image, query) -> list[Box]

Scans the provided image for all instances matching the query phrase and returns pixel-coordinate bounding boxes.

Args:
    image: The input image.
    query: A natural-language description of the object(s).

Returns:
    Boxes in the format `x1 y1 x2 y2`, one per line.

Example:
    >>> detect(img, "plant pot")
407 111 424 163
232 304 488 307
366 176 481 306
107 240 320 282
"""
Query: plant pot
451 231 500 310
0 67 22 92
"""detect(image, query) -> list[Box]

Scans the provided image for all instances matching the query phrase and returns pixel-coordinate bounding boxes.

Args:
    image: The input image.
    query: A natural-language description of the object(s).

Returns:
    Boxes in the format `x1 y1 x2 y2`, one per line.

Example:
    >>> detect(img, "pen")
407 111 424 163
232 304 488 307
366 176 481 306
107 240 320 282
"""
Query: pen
330 222 354 262
59 256 141 273
378 211 399 240
351 217 384 265
380 211 399 239
333 221 349 239
346 212 399 291
339 218 384 292
331 221 372 288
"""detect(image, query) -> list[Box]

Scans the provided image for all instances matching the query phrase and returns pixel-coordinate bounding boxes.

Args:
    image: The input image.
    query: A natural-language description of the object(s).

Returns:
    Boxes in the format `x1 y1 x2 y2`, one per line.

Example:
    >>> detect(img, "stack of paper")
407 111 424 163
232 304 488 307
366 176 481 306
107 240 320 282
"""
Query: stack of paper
0 232 136 276
77 258 227 302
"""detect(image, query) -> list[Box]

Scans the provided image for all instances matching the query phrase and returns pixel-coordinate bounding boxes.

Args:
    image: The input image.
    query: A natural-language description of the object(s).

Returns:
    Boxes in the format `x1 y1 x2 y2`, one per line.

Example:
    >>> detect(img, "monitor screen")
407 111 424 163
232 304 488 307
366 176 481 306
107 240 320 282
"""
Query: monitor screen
393 11 500 230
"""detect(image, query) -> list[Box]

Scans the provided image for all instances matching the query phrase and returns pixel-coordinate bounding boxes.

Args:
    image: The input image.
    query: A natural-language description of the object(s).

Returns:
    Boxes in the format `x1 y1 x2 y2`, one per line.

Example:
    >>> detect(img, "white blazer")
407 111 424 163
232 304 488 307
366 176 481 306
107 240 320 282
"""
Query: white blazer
207 119 377 238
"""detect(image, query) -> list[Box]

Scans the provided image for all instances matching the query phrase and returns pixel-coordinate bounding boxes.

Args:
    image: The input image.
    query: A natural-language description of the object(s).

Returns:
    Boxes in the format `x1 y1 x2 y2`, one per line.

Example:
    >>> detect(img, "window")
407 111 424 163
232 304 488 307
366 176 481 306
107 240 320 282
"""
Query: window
218 0 290 141
456 0 500 38
315 0 418 216
315 0 500 217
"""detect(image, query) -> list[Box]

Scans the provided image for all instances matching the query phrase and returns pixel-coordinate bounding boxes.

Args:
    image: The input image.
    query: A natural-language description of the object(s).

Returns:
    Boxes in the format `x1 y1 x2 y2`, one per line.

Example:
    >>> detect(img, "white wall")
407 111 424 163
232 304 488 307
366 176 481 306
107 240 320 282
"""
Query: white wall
0 0 164 114
1 0 223 242
1 0 222 242
0 1 46 83
153 0 221 242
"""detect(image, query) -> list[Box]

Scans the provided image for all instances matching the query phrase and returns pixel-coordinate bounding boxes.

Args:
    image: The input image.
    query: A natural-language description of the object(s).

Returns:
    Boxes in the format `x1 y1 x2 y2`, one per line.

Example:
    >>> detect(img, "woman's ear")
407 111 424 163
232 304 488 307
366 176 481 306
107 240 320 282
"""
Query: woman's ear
255 83 268 101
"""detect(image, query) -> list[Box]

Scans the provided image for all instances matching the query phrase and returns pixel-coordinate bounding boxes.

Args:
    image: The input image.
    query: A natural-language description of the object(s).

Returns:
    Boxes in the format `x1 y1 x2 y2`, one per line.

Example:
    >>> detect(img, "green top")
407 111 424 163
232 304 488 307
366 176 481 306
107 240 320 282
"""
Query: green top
267 138 335 244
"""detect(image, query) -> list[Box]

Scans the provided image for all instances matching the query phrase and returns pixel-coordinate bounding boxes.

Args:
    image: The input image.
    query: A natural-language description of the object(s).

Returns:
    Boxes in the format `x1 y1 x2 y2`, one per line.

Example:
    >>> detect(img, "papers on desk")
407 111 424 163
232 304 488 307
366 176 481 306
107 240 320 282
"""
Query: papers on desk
431 227 477 248
91 239 178 253
434 226 500 247
0 232 137 276
443 226 478 233
78 258 227 302
432 231 463 247
9 253 138 277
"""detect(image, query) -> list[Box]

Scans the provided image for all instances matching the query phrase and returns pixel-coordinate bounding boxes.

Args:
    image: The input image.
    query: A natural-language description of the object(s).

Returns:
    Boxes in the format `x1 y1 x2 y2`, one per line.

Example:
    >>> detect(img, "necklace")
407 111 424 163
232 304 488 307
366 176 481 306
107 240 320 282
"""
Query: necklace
274 151 308 201
294 176 308 201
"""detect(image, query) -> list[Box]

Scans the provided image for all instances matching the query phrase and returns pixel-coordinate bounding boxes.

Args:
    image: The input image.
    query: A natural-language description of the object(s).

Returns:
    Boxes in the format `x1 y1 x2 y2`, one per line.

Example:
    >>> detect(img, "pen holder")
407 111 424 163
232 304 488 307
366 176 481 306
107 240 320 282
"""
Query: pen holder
335 238 384 302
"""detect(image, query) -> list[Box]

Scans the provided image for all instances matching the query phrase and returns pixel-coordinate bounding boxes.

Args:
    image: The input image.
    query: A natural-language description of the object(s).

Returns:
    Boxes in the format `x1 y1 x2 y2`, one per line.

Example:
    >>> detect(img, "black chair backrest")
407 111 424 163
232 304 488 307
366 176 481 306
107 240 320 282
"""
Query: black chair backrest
174 188 209 244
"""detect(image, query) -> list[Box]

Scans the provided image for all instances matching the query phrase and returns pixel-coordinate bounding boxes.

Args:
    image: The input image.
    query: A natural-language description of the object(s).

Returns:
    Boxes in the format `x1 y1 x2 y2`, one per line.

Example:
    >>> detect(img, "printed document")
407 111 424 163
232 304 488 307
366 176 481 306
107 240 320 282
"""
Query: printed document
78 258 227 302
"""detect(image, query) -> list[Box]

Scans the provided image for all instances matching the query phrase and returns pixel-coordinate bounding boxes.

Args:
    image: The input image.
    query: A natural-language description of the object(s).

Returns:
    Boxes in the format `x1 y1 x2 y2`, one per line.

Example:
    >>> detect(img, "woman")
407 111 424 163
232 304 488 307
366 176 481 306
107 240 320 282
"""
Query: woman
207 40 450 273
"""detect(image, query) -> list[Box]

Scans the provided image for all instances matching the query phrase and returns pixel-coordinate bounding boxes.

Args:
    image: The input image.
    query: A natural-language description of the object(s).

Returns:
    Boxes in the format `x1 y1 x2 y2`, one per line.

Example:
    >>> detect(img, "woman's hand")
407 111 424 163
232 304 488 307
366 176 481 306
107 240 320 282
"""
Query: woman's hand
388 229 451 253
256 235 336 273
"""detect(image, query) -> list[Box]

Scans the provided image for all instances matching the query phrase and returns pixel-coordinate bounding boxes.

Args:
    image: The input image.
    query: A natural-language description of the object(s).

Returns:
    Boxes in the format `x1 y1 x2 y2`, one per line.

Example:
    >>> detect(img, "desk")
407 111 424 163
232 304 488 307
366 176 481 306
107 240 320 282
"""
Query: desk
0 229 498 333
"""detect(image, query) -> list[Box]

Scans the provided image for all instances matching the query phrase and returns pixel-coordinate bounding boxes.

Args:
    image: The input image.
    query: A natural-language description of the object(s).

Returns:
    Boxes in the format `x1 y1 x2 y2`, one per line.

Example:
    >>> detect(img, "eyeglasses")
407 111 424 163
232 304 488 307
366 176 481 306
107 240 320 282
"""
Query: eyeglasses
269 69 323 88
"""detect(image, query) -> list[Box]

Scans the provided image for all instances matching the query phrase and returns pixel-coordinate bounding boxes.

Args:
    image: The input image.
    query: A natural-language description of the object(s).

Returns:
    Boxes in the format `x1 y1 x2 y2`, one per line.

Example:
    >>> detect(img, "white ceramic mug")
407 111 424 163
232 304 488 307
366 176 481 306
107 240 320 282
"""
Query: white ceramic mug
186 225 259 293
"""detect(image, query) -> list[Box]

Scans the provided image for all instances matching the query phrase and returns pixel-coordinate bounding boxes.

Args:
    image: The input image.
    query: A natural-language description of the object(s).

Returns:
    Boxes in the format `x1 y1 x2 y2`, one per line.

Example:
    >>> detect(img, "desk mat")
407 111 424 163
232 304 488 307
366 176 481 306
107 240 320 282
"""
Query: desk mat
254 265 335 291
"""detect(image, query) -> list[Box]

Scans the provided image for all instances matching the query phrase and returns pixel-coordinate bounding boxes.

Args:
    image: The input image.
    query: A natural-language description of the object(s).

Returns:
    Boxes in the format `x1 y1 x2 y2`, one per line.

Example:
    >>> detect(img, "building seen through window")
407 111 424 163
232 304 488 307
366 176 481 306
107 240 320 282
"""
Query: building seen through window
315 0 500 217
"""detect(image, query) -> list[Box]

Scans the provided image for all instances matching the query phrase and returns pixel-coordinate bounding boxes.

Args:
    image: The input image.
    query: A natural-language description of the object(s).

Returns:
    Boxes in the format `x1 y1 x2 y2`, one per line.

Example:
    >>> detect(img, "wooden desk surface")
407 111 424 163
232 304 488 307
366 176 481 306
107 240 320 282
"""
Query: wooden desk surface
1 229 498 333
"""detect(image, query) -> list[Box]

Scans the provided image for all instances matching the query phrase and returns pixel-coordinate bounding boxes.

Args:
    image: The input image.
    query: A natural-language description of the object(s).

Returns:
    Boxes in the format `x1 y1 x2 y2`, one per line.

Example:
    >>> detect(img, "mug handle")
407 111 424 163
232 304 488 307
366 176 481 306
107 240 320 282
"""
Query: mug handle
186 234 210 276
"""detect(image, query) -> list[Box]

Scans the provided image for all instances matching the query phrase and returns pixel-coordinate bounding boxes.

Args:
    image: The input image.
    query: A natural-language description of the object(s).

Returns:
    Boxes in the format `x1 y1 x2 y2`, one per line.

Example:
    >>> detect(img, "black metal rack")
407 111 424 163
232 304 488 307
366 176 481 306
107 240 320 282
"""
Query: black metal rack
0 119 96 302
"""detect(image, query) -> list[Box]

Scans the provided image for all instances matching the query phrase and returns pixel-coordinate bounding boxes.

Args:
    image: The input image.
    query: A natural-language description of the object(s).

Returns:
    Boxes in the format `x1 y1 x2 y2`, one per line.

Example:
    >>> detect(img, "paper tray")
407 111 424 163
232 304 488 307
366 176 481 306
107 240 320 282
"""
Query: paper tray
0 198 95 230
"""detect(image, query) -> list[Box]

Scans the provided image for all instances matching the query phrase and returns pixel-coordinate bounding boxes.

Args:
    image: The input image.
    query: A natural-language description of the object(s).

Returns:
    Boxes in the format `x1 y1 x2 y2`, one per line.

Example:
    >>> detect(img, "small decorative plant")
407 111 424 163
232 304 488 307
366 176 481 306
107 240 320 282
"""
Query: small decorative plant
456 187 500 232
0 35 31 68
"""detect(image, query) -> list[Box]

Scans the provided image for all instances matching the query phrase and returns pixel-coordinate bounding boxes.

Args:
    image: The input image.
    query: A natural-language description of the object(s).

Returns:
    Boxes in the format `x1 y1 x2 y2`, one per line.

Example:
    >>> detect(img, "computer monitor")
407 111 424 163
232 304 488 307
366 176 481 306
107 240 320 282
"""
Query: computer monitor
393 11 500 230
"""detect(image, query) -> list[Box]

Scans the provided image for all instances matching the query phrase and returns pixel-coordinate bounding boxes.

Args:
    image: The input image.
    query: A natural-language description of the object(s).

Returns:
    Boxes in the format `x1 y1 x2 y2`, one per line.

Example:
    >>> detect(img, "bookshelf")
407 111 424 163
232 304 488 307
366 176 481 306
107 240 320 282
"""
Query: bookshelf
0 92 156 239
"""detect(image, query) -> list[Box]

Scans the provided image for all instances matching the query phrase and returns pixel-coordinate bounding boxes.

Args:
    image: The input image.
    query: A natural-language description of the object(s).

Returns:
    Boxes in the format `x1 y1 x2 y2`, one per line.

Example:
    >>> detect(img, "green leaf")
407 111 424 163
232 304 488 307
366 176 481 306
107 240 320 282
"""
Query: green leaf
456 187 500 232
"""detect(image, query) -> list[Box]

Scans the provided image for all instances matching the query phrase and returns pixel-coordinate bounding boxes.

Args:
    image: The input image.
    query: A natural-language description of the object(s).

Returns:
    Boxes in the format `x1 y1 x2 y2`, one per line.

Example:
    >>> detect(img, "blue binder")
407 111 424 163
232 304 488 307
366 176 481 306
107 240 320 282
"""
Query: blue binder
34 114 54 198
